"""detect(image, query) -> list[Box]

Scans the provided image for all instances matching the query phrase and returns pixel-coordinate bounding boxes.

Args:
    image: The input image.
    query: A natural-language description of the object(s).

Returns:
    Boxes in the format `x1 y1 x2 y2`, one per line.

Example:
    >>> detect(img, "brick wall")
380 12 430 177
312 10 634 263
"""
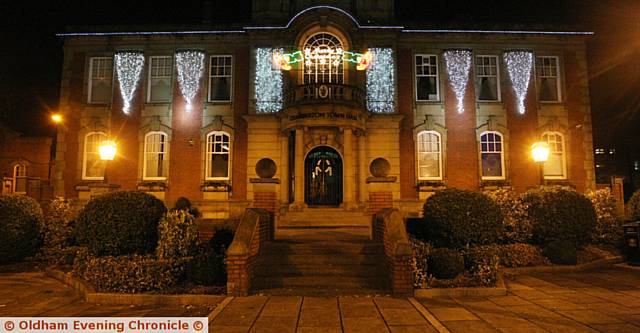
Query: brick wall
372 208 413 296
61 52 85 198
253 192 278 214
397 48 418 199
368 191 393 213
231 47 249 201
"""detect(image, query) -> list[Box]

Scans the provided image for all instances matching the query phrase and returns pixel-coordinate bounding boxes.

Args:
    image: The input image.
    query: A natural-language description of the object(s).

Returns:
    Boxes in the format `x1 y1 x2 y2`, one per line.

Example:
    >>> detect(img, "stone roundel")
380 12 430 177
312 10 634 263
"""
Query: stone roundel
255 158 277 179
369 158 391 178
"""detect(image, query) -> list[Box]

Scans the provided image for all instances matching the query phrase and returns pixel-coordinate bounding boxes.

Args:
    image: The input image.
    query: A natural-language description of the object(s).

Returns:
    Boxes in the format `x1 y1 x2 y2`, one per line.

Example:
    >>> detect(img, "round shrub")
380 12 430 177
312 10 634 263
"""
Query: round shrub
522 188 596 247
423 189 504 248
156 210 199 259
172 196 200 218
543 240 577 265
0 195 44 264
587 188 622 244
427 248 464 279
186 246 227 286
629 190 640 221
464 246 500 287
75 191 166 256
484 188 532 243
43 198 75 249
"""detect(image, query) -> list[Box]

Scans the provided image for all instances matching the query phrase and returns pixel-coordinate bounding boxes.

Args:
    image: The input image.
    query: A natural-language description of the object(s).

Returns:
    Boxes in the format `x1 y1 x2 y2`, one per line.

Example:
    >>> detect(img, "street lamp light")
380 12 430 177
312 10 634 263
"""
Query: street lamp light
51 113 63 124
531 141 550 186
99 140 117 183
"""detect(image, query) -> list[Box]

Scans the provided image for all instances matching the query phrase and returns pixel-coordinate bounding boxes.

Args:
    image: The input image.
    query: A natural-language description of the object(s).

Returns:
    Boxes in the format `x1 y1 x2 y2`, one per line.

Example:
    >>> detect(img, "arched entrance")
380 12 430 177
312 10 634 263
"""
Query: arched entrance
305 146 342 206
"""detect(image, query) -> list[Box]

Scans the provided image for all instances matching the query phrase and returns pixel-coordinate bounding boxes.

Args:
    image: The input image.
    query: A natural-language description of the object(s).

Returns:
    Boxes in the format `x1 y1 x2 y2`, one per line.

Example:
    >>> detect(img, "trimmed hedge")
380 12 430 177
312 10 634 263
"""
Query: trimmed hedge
464 247 500 287
522 188 596 247
73 250 186 293
43 198 75 249
427 248 464 279
422 189 504 248
75 191 166 256
484 188 532 243
543 240 577 265
629 190 640 221
185 227 235 286
0 195 44 264
587 188 622 244
156 210 198 260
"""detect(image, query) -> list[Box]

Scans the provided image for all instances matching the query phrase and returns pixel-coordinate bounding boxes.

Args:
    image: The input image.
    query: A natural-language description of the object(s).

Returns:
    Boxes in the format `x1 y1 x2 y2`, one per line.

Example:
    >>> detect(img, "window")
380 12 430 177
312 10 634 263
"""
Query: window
542 132 566 179
148 56 173 102
480 131 505 179
536 56 561 102
88 57 113 103
303 33 344 84
416 131 442 180
205 131 231 179
82 132 107 180
208 55 232 102
143 132 168 180
415 55 439 101
476 55 500 101
13 164 26 193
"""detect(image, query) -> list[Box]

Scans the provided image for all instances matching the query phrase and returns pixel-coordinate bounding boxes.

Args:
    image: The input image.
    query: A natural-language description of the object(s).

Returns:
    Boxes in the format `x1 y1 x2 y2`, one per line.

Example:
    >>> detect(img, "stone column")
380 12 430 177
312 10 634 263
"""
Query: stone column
279 132 289 206
358 132 368 205
293 127 304 208
343 128 354 208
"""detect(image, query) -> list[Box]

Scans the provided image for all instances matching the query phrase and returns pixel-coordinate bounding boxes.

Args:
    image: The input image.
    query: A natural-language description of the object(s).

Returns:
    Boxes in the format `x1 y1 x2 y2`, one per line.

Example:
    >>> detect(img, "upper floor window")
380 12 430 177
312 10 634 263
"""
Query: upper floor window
208 55 232 102
415 54 439 101
143 132 168 180
205 131 231 179
476 55 500 101
542 132 567 179
416 131 442 180
82 132 107 180
148 56 173 103
480 131 505 179
88 57 113 104
536 56 561 102
13 164 26 193
303 33 344 84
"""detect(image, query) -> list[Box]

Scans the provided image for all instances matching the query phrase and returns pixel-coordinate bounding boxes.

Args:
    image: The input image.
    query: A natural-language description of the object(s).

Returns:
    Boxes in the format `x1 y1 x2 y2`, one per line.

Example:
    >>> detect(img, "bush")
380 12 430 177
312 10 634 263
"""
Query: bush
209 228 235 253
628 190 640 221
423 189 504 248
172 196 200 218
427 248 464 279
543 240 577 265
73 252 186 293
75 191 166 256
587 188 623 244
464 247 500 287
185 245 227 286
0 195 44 264
410 238 433 288
499 243 549 267
484 188 532 243
157 210 199 259
522 188 596 247
42 198 75 249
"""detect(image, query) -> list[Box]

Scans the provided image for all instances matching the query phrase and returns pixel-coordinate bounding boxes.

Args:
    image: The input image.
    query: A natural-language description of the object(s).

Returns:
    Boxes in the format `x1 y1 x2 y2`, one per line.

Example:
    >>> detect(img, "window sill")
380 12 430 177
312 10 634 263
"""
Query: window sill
416 180 446 191
201 180 231 192
415 100 442 104
480 179 511 190
543 179 574 188
137 181 167 191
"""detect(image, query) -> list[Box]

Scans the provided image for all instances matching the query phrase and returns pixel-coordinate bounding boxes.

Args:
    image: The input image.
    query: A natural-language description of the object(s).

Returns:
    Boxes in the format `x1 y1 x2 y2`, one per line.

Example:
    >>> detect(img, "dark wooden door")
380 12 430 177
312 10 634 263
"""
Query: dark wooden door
305 146 342 206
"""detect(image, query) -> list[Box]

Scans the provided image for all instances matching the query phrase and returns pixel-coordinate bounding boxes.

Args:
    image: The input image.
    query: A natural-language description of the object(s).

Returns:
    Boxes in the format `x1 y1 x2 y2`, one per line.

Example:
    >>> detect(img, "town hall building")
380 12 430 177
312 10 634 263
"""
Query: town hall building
53 0 595 222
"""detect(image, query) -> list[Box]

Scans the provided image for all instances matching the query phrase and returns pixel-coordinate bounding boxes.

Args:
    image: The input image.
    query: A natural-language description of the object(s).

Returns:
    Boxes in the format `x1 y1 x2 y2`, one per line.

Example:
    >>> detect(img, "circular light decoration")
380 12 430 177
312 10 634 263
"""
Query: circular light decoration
114 52 145 115
443 50 472 113
504 51 533 114
255 48 283 113
175 51 205 112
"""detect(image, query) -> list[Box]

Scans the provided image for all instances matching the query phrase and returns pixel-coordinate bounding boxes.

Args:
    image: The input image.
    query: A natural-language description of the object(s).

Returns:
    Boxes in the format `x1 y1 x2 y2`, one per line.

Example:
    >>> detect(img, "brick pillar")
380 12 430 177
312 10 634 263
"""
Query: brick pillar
367 179 395 213
505 57 539 193
250 179 279 214
397 48 418 199
444 52 479 190
231 47 249 201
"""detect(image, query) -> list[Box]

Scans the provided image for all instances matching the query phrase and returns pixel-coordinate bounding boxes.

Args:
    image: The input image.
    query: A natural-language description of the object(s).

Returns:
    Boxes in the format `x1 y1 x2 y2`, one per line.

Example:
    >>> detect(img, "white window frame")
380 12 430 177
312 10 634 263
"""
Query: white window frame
143 131 169 180
535 56 562 102
480 131 506 180
302 32 345 84
476 55 501 102
205 131 231 180
207 55 233 103
87 57 113 104
12 164 26 193
82 132 107 180
415 54 440 102
416 131 443 181
147 56 173 103
542 131 567 180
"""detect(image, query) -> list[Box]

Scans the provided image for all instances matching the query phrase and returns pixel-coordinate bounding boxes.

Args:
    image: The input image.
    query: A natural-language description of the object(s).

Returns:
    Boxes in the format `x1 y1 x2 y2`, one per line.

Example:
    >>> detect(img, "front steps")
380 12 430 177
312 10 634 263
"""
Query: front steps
252 227 390 296
277 208 371 228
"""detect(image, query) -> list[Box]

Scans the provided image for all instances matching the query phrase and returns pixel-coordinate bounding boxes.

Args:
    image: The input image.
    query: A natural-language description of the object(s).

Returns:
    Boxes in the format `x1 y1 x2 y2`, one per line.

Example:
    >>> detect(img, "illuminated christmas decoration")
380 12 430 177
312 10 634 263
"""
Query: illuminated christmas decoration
272 51 291 71
114 52 144 114
366 48 395 113
356 51 372 71
443 50 472 113
272 49 372 71
175 51 205 112
256 48 283 113
504 51 533 114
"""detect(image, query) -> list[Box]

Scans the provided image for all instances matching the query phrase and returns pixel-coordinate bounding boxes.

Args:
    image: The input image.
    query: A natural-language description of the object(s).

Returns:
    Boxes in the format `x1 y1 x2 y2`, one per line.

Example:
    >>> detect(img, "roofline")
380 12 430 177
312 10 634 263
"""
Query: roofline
401 29 594 35
55 30 246 37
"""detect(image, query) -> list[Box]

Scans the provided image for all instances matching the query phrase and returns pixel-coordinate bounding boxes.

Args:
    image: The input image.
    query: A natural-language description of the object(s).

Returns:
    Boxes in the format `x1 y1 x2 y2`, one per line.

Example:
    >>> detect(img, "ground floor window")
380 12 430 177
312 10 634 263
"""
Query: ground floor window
542 131 567 179
82 132 107 180
480 131 505 179
143 131 168 180
206 131 230 179
416 131 442 180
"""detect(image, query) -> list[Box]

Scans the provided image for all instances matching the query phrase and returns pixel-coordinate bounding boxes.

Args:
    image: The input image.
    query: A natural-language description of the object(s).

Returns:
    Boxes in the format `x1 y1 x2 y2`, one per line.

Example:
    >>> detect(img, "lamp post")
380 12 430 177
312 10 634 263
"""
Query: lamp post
98 140 117 184
531 141 550 186
50 113 63 183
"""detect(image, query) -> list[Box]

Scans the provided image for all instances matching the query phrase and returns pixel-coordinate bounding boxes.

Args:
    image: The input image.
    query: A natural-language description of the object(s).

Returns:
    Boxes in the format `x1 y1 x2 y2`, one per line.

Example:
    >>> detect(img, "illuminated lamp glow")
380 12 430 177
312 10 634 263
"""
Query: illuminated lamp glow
175 51 205 112
114 52 144 114
443 50 472 113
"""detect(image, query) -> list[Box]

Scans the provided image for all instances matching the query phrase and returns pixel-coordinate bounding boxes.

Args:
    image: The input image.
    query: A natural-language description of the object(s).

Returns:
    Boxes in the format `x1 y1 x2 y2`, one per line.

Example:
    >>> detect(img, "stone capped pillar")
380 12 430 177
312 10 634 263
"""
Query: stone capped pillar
293 127 304 209
343 127 355 208
358 132 368 204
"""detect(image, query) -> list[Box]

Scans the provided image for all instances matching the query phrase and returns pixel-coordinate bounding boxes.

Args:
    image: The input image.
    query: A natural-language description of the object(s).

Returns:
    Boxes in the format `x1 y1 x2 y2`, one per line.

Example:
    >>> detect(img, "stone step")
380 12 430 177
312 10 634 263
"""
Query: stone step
278 209 371 228
252 287 392 297
251 276 388 291
262 242 384 255
257 254 383 266
253 264 387 277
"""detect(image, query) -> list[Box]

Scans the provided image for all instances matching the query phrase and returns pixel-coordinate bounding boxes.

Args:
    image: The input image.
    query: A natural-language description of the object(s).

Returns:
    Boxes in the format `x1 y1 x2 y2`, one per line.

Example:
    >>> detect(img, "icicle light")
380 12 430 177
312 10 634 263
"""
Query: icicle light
114 52 144 114
255 48 283 113
504 51 533 114
175 51 205 112
366 48 395 113
443 50 472 113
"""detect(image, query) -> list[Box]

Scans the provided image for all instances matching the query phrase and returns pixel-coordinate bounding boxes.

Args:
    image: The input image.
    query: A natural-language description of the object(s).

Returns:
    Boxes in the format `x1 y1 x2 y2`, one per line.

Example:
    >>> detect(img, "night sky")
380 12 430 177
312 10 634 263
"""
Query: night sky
1 0 639 155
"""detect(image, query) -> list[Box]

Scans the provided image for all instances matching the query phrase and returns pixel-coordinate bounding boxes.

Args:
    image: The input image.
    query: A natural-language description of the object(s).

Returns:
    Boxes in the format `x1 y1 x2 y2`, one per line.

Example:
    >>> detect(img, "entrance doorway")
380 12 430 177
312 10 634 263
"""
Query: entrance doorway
305 146 342 206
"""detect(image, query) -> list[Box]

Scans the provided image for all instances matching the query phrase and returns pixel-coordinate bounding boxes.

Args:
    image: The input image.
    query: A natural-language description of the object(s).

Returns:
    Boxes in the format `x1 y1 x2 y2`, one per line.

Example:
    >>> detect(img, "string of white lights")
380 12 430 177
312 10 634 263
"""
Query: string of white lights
255 48 283 113
443 50 472 113
114 52 145 115
175 51 205 112
366 48 395 113
504 51 533 114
